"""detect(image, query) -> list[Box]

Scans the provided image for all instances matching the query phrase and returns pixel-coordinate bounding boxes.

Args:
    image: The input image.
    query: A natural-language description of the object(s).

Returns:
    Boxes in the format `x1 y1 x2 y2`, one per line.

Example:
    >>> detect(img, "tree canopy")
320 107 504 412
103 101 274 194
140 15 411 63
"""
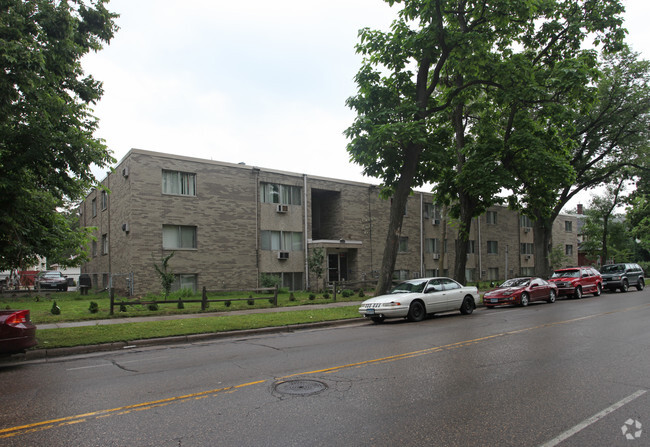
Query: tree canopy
0 0 118 270
345 0 627 291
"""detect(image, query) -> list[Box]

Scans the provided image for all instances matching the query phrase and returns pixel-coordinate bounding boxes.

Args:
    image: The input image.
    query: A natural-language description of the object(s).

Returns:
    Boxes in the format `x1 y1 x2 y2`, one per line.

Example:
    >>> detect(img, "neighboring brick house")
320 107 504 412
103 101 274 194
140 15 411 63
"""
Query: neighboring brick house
79 149 578 295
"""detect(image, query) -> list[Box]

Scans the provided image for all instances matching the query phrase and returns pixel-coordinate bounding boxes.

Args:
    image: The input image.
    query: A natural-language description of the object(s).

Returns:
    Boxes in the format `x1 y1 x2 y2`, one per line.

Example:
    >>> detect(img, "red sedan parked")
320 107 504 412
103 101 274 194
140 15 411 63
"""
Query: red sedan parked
0 310 37 356
484 277 558 308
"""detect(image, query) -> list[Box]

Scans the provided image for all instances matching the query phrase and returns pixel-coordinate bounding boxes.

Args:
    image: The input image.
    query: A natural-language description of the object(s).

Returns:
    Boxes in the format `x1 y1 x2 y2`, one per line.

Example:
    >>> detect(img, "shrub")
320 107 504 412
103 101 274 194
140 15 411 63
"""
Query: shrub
119 302 127 312
88 301 99 313
147 302 159 311
323 293 330 299
247 299 254 306
309 293 316 300
341 289 353 298
289 293 296 302
177 299 184 309
260 273 281 289
224 300 231 307
358 289 365 298
51 301 61 315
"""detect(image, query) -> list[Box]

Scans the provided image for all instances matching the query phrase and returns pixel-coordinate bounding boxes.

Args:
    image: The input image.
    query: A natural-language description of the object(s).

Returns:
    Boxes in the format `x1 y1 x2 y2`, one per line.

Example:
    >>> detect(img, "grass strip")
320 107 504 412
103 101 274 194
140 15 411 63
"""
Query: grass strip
35 306 362 349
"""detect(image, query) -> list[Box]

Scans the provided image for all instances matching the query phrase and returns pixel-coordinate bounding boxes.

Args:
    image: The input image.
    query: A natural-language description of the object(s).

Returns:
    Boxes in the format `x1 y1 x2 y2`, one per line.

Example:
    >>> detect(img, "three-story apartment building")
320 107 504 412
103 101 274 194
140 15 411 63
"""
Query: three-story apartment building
79 149 578 295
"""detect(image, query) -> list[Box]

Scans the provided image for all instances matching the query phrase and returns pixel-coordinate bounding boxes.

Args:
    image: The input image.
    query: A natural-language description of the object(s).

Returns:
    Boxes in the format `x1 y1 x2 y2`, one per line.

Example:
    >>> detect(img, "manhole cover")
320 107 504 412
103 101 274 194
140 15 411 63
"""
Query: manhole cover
274 379 327 396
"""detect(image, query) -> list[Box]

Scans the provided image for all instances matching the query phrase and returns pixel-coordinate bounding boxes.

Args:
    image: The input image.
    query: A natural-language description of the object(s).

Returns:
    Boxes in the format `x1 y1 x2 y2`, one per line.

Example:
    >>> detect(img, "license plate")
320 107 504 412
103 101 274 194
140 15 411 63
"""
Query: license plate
365 308 375 315
490 299 498 303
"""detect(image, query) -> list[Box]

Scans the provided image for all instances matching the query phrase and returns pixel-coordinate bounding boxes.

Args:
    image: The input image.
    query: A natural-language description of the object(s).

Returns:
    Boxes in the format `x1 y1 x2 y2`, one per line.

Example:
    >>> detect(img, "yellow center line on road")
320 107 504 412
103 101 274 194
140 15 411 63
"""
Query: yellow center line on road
3 303 649 439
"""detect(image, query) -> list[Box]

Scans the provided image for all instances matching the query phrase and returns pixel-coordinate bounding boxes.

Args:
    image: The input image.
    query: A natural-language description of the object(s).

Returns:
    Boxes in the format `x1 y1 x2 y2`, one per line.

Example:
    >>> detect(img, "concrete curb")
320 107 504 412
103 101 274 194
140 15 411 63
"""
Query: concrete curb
11 318 364 362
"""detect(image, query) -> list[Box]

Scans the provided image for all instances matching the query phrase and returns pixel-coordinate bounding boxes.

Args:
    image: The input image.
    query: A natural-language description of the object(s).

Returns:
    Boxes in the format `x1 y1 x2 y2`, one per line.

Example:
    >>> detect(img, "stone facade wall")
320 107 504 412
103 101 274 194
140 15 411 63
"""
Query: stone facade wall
80 149 578 295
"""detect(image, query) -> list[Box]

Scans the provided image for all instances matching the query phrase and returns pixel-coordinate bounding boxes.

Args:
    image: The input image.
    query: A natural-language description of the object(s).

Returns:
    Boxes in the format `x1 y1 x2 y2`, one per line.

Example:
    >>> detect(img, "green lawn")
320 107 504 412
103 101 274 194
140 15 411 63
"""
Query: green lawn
0 288 366 350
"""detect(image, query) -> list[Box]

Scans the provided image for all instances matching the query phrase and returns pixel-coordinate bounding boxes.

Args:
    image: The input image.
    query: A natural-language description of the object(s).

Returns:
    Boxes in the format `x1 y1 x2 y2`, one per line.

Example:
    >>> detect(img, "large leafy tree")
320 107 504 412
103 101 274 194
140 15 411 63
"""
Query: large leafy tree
0 0 118 270
345 0 626 292
512 48 650 277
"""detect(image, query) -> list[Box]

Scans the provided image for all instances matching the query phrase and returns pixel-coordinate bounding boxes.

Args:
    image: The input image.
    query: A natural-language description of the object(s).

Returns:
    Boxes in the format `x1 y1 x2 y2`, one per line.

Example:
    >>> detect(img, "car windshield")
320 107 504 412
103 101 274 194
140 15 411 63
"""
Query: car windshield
551 270 579 278
41 272 61 278
390 280 428 294
601 264 624 273
499 278 530 288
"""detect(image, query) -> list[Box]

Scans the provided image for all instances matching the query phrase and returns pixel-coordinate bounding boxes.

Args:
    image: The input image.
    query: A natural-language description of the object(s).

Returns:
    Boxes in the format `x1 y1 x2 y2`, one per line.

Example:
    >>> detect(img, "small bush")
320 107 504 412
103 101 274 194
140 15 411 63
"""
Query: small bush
289 293 296 302
119 302 128 312
358 290 365 298
51 301 61 315
309 293 316 300
177 299 184 309
247 299 255 306
224 300 231 307
88 301 99 313
341 289 353 298
323 293 330 299
147 302 159 311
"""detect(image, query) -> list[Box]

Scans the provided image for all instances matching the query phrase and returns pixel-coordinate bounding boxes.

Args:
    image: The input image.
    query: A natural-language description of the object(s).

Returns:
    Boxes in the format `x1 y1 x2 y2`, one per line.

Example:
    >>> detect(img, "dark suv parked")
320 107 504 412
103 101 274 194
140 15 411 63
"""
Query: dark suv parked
600 263 645 292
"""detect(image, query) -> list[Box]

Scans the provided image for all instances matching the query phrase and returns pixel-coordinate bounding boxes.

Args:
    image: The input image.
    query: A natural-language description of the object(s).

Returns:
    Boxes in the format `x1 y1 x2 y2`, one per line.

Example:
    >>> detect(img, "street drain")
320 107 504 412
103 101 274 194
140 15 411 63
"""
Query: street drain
274 379 327 396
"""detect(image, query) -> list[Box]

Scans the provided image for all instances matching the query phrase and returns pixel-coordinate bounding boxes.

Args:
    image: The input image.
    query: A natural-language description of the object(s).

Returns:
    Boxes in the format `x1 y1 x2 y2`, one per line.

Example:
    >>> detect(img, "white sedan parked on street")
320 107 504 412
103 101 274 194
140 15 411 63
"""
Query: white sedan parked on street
359 277 480 323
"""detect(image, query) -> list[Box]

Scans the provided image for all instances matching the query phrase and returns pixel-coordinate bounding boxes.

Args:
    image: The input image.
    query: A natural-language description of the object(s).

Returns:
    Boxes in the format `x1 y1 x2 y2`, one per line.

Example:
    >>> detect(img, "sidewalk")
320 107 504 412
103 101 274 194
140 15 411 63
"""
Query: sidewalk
37 301 363 330
8 301 365 362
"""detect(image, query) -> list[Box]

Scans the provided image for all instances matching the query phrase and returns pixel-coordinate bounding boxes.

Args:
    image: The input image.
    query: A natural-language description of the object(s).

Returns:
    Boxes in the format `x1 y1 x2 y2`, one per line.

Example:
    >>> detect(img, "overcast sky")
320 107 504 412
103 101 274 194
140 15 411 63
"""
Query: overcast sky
82 0 650 209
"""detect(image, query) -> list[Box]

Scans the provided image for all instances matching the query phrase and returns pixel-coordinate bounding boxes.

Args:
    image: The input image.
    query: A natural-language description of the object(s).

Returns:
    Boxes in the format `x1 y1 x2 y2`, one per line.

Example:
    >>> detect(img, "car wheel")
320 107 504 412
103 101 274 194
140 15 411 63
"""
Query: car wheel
620 279 628 293
520 292 529 307
594 283 601 297
636 278 645 291
370 316 385 324
574 287 582 299
406 301 426 322
547 290 556 303
460 296 474 315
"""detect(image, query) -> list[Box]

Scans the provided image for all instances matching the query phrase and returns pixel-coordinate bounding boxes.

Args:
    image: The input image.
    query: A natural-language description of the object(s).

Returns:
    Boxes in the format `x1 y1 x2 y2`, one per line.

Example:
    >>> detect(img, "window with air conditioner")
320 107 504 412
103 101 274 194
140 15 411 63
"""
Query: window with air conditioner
260 183 301 205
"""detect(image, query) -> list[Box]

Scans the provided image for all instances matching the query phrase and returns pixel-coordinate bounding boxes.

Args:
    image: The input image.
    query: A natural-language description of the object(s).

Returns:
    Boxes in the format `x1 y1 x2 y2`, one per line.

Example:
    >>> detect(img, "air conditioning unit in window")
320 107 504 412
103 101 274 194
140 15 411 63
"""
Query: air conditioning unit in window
277 251 289 260
433 253 440 260
432 219 440 225
276 204 289 213
122 167 129 178
524 227 531 233
525 255 531 260
122 223 129 233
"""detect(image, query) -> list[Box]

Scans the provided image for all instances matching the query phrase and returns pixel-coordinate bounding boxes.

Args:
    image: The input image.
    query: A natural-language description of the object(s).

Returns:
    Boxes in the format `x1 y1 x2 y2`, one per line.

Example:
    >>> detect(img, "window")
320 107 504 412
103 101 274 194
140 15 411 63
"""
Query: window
521 267 535 276
163 225 197 249
465 268 476 282
101 190 108 210
425 238 441 254
260 183 301 205
520 243 534 255
399 237 409 253
102 234 108 255
466 240 476 254
162 170 196 196
565 221 573 232
488 268 499 280
260 231 303 251
487 240 498 254
486 211 497 225
520 215 533 228
424 203 434 219
393 270 410 281
172 274 197 293
91 198 97 217
565 244 573 256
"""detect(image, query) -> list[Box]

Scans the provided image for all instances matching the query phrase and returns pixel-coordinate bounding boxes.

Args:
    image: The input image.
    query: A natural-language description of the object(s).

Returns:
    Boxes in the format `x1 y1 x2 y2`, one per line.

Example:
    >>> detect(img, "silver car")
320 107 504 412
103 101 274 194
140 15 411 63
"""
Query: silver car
359 277 479 323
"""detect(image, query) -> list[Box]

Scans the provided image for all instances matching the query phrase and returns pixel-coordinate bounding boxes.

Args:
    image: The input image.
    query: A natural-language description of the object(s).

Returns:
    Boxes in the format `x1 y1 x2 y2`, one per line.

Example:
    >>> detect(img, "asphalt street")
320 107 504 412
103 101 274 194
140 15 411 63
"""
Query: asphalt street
1 289 649 446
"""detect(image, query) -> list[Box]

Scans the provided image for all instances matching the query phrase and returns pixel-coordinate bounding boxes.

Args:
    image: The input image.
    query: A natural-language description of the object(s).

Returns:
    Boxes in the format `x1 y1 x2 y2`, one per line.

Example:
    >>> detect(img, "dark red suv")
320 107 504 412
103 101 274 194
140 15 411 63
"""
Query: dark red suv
548 267 602 299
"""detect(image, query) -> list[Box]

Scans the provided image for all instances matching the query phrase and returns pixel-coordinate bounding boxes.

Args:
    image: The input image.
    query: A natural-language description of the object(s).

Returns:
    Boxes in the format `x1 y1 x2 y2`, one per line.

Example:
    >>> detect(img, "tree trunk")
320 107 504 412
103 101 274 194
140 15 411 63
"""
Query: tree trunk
453 196 474 285
532 215 553 278
375 143 423 296
601 216 609 264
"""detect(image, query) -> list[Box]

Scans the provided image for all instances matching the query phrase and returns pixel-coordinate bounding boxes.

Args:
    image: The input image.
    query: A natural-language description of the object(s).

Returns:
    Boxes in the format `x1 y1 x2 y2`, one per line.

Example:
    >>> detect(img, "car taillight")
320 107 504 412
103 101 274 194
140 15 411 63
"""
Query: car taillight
6 310 30 326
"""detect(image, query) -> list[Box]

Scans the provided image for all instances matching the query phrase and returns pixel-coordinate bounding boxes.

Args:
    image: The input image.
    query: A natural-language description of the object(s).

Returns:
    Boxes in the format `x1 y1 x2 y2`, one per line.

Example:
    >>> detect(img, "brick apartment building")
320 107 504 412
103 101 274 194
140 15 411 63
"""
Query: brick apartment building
79 149 578 295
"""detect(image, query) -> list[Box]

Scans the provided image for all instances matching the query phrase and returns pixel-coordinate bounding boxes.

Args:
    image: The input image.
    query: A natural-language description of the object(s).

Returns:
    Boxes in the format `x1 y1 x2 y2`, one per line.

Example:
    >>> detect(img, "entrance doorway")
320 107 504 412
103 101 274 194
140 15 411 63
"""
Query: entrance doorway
328 253 348 282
